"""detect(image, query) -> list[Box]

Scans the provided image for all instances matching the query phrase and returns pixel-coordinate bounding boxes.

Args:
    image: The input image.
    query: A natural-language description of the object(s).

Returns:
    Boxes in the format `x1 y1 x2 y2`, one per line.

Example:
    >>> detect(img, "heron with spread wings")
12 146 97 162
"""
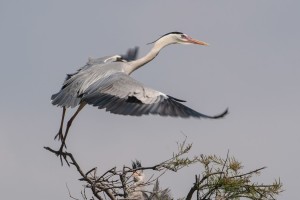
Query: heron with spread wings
51 32 228 150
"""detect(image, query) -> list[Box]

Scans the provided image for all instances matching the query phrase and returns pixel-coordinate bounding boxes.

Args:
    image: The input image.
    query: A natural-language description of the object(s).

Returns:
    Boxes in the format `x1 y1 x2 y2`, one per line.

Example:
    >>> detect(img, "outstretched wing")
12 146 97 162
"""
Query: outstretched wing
120 46 139 62
82 72 228 118
64 46 139 82
51 47 139 108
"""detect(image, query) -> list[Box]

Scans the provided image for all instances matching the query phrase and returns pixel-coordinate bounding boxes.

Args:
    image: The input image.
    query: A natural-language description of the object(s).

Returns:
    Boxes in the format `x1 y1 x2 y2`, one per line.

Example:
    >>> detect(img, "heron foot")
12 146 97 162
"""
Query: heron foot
54 128 64 141
55 144 70 166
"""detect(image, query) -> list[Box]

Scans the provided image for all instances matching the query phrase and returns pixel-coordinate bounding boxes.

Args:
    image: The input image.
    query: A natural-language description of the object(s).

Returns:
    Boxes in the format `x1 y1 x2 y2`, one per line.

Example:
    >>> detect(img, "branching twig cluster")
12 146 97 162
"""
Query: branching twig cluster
45 138 283 200
44 146 172 200
186 153 282 200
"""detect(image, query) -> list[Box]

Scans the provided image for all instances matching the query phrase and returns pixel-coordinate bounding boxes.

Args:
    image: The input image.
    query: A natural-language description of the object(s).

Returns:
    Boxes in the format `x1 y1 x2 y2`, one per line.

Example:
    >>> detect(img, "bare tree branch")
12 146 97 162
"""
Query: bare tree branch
45 137 283 200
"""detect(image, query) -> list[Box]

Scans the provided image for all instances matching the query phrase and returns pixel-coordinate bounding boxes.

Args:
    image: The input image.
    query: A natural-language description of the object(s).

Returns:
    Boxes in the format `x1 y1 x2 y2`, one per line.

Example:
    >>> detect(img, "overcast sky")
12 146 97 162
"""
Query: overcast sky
1 1 299 199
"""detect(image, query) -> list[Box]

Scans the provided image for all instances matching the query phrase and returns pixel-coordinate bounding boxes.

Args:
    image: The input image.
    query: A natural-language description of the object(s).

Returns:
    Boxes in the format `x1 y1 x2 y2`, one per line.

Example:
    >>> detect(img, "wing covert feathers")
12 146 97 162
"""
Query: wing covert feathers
83 92 228 119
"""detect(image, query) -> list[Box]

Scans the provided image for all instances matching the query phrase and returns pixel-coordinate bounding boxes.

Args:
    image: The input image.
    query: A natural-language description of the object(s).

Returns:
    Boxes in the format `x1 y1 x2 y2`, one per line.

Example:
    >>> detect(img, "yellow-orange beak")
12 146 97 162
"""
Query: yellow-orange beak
187 37 209 46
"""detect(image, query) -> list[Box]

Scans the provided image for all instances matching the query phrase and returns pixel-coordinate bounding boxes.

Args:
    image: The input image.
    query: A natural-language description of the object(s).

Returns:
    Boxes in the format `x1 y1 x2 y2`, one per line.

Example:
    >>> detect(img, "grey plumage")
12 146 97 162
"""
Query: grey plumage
51 47 139 108
51 32 228 147
52 69 228 118
148 180 173 200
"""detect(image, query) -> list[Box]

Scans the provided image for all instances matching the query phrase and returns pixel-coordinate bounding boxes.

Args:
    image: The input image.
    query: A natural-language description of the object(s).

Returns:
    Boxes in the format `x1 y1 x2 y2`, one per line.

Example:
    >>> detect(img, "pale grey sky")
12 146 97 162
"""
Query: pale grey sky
1 1 299 199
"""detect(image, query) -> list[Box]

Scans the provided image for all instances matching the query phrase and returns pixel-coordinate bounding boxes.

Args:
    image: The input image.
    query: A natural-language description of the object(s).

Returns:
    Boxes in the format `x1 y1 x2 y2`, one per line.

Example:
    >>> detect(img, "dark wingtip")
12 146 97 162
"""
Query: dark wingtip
121 46 139 61
212 108 229 119
132 160 142 169
167 95 186 102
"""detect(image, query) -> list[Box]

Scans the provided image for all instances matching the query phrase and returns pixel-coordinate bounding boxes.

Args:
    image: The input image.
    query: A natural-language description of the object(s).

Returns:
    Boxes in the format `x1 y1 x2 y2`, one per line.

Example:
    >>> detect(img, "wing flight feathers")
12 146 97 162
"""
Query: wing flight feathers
82 73 228 119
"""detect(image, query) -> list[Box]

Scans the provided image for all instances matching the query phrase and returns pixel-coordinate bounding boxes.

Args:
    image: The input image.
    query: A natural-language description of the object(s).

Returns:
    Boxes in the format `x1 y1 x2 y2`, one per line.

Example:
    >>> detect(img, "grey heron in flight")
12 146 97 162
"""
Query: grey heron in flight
51 32 228 149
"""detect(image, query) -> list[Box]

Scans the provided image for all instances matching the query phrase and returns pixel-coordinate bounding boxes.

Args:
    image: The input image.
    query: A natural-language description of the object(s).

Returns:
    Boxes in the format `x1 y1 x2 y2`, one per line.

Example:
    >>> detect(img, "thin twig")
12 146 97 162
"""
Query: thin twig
66 183 80 200
44 146 115 200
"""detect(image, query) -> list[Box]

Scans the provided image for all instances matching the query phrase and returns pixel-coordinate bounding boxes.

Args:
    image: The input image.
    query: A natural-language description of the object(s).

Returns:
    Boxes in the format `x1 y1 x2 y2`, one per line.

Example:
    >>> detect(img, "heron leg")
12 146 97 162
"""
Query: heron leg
54 106 66 141
59 102 86 152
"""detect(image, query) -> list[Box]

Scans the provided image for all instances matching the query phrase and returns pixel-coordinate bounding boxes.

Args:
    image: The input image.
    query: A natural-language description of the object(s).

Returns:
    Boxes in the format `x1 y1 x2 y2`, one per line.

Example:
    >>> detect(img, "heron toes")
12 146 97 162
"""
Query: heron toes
54 129 64 141
55 145 64 156
54 128 68 158
55 144 70 166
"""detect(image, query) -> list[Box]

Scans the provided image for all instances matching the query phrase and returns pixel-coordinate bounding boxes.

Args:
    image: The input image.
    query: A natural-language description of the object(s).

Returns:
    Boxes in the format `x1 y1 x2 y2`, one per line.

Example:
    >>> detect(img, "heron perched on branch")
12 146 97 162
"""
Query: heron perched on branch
128 160 148 200
51 32 228 150
129 160 172 200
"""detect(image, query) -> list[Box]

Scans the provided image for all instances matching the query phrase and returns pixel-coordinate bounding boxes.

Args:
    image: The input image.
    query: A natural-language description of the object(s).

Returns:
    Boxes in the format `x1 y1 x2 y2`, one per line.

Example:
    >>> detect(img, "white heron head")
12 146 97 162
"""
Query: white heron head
149 31 209 47
132 160 145 182
126 31 209 74
133 170 145 182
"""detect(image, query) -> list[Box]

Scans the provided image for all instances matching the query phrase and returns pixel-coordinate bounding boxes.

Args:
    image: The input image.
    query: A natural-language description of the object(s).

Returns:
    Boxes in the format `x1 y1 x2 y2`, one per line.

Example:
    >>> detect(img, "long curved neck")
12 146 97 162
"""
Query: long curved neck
124 38 174 75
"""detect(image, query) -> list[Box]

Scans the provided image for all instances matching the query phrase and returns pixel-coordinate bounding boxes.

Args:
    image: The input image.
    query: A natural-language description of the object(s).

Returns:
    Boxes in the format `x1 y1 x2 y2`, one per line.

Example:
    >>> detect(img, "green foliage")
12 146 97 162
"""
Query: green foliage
173 140 283 200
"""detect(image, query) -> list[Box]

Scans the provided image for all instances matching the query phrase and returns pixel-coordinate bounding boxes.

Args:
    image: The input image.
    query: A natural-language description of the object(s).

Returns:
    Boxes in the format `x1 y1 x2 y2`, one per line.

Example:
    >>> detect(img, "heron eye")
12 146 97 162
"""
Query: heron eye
181 34 187 39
